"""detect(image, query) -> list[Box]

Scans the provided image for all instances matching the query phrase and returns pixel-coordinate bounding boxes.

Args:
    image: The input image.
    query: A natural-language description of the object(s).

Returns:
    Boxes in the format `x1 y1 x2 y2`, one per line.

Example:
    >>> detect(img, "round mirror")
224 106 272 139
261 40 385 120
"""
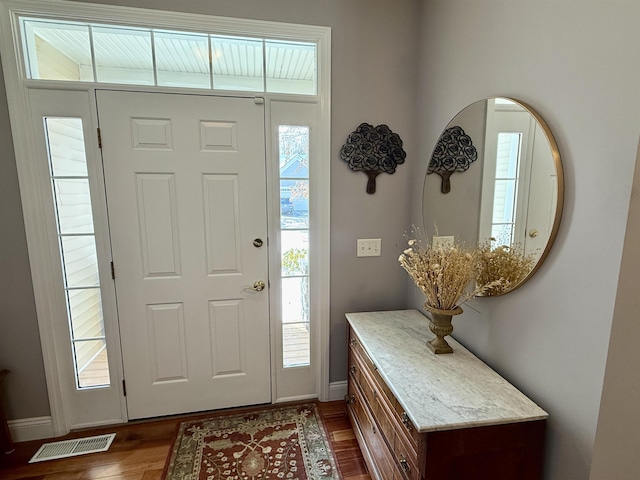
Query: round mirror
422 97 564 295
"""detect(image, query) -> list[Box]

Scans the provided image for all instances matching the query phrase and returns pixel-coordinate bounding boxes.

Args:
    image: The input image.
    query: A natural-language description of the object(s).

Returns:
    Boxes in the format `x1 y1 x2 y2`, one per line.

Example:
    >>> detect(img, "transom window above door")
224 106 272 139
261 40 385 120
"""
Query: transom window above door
20 17 317 95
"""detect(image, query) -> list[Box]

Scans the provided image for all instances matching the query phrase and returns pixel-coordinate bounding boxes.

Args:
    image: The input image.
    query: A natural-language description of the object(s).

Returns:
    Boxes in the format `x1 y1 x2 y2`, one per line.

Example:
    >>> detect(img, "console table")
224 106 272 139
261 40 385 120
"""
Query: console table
346 310 548 480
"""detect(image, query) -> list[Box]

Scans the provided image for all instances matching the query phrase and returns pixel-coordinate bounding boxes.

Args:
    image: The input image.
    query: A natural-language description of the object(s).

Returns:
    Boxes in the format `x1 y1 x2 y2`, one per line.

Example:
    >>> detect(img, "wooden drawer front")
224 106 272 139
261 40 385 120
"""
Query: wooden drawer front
350 333 423 479
348 380 400 480
349 330 396 413
393 408 422 460
350 350 398 453
350 328 422 448
394 423 421 480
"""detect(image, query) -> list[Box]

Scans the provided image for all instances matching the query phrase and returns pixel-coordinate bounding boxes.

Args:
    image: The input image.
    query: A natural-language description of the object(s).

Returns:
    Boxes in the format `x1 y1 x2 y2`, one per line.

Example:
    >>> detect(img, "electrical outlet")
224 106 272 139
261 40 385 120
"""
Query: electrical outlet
432 235 454 248
357 238 381 257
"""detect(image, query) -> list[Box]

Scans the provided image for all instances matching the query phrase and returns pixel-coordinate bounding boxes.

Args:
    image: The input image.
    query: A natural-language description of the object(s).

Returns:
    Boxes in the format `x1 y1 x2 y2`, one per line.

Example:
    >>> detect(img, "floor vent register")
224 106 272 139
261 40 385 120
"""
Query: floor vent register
29 433 116 463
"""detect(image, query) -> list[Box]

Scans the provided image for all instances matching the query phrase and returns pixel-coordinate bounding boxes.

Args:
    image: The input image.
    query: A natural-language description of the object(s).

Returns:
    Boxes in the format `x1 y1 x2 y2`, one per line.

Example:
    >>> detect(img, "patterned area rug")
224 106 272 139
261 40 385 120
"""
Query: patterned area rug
163 403 339 479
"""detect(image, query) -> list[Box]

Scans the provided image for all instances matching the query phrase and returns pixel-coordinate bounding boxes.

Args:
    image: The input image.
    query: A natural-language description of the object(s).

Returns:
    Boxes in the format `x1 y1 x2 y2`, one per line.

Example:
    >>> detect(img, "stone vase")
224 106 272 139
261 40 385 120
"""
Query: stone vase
424 304 463 354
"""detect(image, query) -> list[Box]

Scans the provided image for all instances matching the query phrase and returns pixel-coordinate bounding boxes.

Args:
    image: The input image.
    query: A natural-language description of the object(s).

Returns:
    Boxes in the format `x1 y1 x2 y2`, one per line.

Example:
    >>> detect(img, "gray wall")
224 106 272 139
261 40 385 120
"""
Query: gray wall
0 59 50 419
0 0 420 418
410 1 640 479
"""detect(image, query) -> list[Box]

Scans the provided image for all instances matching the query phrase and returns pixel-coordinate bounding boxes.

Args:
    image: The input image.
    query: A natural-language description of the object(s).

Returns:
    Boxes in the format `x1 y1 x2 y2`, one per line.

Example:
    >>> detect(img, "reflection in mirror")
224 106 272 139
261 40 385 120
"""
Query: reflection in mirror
423 98 563 295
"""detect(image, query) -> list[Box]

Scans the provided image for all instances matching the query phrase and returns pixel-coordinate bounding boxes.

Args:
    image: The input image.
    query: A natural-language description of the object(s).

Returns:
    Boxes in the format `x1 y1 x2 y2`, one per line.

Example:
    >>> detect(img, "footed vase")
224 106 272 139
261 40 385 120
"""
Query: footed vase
424 304 463 354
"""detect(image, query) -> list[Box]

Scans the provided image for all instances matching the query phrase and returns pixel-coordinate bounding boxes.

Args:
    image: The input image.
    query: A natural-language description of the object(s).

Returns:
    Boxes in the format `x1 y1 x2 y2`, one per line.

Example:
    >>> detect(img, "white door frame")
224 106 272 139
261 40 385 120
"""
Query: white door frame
0 0 331 435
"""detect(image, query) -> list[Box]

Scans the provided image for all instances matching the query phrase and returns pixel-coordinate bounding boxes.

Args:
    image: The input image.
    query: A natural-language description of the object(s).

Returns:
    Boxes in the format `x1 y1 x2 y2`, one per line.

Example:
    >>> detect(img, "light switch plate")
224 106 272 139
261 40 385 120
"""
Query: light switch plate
357 238 381 257
432 235 454 248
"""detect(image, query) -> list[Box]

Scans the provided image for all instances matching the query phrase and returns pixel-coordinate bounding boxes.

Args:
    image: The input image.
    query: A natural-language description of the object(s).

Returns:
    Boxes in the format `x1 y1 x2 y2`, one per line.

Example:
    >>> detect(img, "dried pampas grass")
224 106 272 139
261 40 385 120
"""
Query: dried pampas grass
476 240 536 296
399 229 502 311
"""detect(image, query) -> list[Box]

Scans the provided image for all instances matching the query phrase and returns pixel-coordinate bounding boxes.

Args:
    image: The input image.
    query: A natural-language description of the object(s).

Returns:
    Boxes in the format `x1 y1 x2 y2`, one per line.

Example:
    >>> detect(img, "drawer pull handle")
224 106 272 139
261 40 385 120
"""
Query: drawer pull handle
349 365 356 375
400 458 410 473
401 412 413 431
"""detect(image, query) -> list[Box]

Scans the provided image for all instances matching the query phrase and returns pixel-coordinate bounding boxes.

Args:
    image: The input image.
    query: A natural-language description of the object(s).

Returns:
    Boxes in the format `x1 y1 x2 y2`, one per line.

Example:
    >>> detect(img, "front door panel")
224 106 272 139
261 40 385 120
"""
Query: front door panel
97 91 270 419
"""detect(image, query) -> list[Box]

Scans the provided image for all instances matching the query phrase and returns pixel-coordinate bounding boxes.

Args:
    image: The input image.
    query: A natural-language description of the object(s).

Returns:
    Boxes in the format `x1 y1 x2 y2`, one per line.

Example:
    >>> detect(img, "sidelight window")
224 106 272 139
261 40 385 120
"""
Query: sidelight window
490 132 522 245
279 125 310 367
44 117 110 389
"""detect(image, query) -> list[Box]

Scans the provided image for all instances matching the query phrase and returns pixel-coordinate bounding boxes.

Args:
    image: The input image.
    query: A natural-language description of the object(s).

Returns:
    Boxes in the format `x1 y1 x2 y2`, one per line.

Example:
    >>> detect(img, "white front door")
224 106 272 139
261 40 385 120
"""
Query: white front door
97 91 271 419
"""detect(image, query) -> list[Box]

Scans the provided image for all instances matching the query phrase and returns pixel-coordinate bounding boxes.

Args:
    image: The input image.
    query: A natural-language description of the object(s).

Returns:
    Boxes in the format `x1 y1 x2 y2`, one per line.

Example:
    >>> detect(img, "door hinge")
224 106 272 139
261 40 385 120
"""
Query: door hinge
110 261 115 279
122 379 127 397
97 128 102 149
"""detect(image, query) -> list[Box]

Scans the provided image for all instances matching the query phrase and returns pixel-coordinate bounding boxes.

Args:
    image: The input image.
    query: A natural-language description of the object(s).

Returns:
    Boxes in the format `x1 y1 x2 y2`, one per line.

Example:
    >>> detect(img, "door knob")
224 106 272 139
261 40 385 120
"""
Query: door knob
253 238 264 247
529 229 539 238
244 280 266 292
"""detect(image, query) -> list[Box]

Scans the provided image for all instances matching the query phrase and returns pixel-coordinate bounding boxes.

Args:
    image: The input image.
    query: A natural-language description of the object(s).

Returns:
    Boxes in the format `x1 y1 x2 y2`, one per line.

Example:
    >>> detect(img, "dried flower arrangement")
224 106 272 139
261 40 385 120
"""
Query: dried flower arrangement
398 230 502 311
476 239 536 296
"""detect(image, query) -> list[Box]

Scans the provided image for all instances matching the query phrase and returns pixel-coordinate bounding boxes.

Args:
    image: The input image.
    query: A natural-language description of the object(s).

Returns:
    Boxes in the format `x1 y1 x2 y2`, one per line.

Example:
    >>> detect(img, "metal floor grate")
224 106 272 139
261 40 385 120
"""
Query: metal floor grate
29 433 116 463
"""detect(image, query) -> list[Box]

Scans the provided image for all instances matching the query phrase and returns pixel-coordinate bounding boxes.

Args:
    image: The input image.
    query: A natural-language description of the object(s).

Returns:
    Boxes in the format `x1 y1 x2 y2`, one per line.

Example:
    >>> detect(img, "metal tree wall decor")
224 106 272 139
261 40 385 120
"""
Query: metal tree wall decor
428 125 478 194
340 123 406 194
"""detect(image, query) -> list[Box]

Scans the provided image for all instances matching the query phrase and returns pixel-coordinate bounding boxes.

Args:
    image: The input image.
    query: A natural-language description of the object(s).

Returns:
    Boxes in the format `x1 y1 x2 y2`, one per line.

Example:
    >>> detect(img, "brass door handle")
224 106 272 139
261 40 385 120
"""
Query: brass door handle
244 280 266 292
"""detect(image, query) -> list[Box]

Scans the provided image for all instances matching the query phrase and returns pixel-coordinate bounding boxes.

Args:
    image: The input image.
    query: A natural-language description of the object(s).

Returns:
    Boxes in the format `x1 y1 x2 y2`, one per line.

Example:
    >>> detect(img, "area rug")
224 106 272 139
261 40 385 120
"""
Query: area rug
163 403 339 479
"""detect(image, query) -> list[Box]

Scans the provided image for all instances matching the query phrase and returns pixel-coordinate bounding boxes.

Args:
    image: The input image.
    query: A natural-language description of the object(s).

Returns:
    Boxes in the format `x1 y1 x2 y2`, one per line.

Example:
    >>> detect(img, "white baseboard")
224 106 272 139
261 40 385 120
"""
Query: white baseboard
328 380 347 401
8 416 54 442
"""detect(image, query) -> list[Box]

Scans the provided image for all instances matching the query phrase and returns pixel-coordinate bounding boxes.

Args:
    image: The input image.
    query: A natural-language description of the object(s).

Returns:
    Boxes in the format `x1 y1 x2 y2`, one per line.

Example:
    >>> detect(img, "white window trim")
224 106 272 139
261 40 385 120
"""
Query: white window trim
0 0 331 435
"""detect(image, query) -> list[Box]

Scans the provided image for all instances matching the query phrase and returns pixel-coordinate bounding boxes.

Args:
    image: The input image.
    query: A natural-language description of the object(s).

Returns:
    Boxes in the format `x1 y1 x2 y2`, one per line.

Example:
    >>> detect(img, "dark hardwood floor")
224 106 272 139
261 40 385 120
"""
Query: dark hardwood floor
0 400 371 480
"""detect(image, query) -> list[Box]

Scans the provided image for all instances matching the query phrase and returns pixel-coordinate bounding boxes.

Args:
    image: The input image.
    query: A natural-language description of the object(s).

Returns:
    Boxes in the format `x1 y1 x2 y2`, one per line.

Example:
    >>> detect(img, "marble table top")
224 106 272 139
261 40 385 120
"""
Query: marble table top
346 309 548 433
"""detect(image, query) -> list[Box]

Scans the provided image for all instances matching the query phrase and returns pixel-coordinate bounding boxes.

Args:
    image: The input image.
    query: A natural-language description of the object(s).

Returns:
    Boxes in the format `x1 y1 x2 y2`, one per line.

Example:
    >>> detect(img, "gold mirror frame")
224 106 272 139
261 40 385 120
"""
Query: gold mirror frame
422 98 564 295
